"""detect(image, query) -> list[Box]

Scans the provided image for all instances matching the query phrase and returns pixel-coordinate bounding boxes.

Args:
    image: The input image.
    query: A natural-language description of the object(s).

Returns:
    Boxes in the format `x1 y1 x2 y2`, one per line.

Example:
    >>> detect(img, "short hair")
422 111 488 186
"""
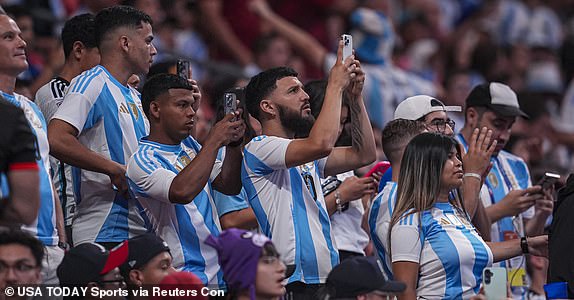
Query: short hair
61 14 97 58
244 67 298 121
0 229 44 267
141 73 193 117
381 119 427 163
94 5 153 48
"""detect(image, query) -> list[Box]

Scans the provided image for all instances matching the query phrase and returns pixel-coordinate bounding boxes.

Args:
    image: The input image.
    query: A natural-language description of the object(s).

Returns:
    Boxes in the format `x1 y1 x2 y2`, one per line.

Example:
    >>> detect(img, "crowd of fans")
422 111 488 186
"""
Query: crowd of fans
1 0 574 299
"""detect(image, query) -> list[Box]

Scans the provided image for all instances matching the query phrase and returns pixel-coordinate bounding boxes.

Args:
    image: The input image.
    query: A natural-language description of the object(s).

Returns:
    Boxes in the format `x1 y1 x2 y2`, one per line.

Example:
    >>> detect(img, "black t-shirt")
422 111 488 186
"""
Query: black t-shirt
0 99 38 173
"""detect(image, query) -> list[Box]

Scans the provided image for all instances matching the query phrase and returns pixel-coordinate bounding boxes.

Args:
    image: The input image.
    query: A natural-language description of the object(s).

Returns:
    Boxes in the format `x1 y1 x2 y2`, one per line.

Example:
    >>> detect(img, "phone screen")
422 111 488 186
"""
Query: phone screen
177 60 191 81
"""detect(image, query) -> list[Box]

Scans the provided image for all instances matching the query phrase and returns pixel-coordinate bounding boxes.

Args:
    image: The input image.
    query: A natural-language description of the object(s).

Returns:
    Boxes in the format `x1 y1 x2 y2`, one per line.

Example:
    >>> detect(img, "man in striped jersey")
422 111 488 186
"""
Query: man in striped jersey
242 42 376 298
126 73 245 287
0 11 65 284
35 13 100 245
48 6 156 247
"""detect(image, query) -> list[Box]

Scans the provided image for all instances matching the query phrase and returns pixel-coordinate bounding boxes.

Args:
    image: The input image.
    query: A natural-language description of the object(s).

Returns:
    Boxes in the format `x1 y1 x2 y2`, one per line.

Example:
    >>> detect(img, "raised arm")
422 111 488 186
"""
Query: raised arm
324 60 377 176
249 0 327 69
169 114 245 204
284 42 356 168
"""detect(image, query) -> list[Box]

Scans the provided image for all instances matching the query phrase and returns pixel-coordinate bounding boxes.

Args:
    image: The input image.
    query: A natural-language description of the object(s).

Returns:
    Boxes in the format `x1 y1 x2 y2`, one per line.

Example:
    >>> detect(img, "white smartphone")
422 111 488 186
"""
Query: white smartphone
341 34 353 62
483 267 507 300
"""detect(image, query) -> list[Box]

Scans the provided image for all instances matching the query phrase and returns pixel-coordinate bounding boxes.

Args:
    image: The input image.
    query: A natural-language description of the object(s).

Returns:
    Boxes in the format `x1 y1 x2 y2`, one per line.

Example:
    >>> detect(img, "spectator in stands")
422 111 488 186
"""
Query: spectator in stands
206 228 286 300
126 73 245 288
0 97 39 226
456 82 553 297
0 229 43 297
0 10 66 285
48 6 156 247
35 13 100 246
242 42 376 298
390 132 548 299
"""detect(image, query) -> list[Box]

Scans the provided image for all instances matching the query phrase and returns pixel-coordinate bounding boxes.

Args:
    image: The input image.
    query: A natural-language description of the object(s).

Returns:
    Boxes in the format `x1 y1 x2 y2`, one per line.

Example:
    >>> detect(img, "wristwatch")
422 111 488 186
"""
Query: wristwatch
58 241 70 251
520 237 529 254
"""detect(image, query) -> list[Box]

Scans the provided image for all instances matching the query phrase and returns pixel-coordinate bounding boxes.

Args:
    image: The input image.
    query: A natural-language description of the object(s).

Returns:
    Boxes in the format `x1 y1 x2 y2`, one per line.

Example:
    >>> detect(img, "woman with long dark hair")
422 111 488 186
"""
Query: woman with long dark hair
389 132 547 299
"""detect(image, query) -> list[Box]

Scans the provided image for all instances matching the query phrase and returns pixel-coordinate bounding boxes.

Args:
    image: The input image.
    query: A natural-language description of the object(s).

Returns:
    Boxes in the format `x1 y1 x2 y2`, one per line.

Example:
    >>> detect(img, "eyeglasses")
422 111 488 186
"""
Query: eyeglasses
428 118 455 133
0 261 38 276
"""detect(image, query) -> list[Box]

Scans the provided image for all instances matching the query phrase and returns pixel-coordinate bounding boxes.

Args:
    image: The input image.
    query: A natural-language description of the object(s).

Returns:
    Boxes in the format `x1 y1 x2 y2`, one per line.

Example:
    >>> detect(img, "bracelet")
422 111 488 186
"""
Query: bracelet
463 173 482 181
520 236 529 254
335 190 343 213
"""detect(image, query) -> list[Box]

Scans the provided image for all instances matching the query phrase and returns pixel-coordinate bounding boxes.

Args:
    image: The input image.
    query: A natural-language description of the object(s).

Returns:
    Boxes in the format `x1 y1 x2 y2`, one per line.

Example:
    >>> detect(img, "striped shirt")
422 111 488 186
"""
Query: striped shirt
35 77 75 227
391 202 493 299
0 92 58 246
126 137 224 288
368 181 397 279
52 65 150 244
242 135 339 284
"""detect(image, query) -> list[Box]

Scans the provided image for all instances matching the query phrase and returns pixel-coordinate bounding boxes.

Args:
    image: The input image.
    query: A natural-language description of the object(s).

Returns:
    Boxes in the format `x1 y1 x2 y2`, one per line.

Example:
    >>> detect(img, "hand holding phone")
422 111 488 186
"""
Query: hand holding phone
223 92 238 121
341 34 353 62
537 172 560 191
177 59 191 81
364 161 391 178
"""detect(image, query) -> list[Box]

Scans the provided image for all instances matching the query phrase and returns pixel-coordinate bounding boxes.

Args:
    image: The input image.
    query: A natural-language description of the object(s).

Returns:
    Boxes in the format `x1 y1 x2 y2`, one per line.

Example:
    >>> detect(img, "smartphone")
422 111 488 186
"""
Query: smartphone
176 59 191 81
364 161 391 178
483 267 507 300
341 34 353 62
223 92 237 120
537 172 560 190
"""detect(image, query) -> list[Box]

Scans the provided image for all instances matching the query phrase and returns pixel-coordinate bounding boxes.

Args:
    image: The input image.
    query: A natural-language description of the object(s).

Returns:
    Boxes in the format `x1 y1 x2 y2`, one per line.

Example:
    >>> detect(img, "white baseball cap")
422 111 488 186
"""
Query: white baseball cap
394 95 462 120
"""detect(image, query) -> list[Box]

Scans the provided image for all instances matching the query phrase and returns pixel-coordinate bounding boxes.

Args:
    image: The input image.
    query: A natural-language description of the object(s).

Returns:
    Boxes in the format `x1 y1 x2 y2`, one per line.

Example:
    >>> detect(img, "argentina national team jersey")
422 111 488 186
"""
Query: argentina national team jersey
52 65 150 244
391 202 493 299
368 181 397 279
242 135 339 284
0 92 58 246
126 136 224 288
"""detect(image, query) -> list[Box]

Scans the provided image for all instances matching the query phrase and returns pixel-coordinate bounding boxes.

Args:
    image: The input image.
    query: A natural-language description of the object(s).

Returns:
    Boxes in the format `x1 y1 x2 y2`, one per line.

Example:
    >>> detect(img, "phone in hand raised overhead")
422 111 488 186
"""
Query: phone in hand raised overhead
341 34 353 62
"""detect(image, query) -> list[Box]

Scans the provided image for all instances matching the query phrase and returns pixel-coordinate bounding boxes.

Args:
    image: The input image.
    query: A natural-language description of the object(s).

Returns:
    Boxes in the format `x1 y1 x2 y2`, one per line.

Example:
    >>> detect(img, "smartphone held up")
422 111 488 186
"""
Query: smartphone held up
223 92 238 121
341 34 353 62
177 59 191 81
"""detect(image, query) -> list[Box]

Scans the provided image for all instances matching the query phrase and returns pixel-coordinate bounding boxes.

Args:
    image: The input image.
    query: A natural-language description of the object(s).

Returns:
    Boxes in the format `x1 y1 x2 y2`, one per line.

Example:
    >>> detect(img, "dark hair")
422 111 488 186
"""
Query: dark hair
94 5 153 47
253 31 282 56
381 119 427 163
61 14 97 58
141 73 192 117
244 67 298 121
3 5 30 19
0 229 44 267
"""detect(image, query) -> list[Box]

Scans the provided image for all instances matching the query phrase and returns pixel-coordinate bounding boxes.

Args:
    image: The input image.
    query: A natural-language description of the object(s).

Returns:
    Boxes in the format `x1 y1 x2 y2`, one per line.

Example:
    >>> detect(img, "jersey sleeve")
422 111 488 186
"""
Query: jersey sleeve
52 91 98 135
212 188 250 217
391 212 423 263
127 152 176 204
243 136 290 175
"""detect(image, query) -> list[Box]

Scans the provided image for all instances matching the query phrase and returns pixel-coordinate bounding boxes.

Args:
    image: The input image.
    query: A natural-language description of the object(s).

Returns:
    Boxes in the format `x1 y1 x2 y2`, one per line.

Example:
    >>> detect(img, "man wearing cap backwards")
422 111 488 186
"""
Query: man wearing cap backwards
57 242 128 300
120 233 175 295
456 82 553 298
321 256 406 300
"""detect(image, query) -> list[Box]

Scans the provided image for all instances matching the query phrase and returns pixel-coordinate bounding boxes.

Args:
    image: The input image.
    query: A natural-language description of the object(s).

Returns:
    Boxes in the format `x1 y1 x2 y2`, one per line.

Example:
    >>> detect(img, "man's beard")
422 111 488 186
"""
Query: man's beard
277 104 315 137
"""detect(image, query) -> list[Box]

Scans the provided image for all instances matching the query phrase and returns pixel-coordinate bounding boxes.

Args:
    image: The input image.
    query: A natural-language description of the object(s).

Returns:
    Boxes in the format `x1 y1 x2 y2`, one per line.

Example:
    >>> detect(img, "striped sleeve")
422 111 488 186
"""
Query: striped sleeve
127 149 176 203
391 211 423 263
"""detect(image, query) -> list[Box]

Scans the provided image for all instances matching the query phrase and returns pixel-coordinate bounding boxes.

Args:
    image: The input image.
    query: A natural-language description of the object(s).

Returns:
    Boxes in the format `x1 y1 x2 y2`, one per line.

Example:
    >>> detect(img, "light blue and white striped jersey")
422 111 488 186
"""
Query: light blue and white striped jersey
391 202 493 299
126 136 224 288
368 181 397 279
212 147 249 218
242 135 339 284
35 77 75 227
0 92 58 246
52 65 150 244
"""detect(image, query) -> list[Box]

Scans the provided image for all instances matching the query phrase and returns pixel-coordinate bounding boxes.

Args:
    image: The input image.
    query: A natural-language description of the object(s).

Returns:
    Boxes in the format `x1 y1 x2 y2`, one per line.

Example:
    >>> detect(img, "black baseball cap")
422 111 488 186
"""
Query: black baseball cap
121 233 170 273
326 256 406 298
465 82 529 118
57 242 128 286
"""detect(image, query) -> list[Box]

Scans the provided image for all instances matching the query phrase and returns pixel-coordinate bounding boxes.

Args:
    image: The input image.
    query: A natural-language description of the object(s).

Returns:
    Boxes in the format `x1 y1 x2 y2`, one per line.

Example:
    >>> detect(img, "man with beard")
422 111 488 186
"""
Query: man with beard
242 43 376 299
